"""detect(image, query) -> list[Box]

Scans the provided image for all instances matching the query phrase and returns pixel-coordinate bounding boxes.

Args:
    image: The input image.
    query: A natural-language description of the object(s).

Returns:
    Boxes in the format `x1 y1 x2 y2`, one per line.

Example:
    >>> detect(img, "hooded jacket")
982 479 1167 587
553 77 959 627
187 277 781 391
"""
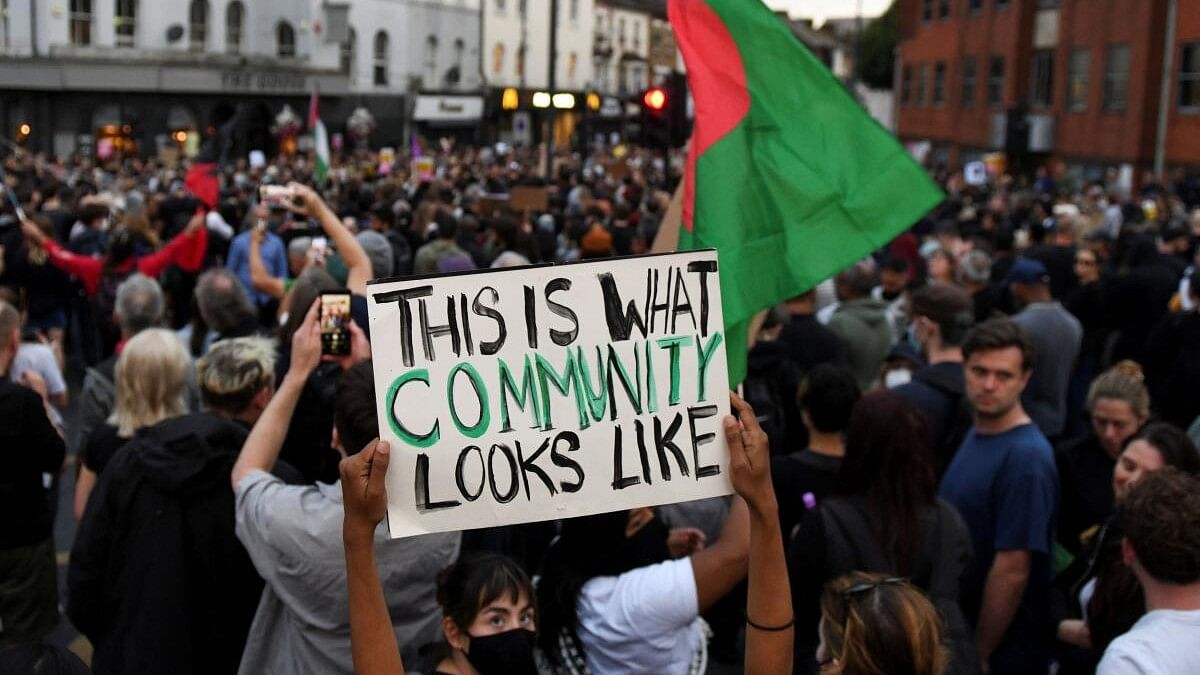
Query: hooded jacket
827 297 893 390
67 412 264 675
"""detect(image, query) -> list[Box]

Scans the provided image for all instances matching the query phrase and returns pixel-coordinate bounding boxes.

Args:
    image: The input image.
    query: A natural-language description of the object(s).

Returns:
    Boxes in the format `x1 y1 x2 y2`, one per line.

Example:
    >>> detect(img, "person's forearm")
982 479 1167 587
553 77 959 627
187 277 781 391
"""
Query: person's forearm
976 563 1030 662
313 200 371 290
745 498 793 675
249 241 286 299
231 369 307 490
345 533 406 675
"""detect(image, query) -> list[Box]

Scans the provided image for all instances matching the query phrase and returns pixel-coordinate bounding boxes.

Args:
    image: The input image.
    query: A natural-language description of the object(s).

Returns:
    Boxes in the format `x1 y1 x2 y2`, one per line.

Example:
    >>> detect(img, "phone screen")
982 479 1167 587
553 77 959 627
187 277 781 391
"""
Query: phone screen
319 292 352 356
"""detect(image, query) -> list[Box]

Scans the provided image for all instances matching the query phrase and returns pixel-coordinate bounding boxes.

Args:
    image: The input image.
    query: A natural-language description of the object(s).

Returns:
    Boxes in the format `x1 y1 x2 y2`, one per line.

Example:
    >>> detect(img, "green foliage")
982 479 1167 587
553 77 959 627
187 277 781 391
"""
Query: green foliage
859 2 898 90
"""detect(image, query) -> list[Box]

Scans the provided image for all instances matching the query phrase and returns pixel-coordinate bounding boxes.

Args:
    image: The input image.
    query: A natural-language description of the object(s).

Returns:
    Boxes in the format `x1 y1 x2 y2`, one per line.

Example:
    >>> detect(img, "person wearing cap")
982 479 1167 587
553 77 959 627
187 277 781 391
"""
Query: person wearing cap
1007 257 1083 442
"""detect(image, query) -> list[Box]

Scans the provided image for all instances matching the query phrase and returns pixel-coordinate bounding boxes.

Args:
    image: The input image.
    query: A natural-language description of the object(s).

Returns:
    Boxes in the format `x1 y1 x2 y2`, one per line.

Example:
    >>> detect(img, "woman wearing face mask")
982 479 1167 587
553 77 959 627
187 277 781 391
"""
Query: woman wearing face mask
1054 361 1149 556
422 552 538 675
1050 423 1200 674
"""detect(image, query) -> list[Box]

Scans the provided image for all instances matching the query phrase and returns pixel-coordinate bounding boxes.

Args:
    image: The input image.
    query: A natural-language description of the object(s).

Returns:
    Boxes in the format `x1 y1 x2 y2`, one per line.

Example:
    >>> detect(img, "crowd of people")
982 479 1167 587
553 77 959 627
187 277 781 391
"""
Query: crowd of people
0 141 1199 675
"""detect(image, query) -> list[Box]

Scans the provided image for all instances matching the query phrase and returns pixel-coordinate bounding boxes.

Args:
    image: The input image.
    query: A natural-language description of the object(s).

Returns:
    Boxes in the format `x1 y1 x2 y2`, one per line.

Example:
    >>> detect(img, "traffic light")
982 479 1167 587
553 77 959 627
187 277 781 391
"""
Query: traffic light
640 86 670 148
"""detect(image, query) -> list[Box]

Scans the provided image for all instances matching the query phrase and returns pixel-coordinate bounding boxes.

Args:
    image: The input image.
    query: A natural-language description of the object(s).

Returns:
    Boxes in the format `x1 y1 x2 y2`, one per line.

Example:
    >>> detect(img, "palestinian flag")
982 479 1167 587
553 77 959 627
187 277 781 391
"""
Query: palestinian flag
309 88 330 184
669 0 943 385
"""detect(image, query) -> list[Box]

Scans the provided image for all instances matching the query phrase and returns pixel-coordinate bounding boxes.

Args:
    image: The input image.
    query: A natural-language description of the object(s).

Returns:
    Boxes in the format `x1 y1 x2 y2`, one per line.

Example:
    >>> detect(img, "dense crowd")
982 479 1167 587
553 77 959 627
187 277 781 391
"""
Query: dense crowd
1 142 1199 675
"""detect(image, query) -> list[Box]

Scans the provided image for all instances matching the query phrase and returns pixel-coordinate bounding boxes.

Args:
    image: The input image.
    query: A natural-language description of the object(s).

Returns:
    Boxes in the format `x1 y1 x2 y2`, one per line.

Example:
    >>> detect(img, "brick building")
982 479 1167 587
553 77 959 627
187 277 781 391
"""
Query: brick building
895 0 1200 184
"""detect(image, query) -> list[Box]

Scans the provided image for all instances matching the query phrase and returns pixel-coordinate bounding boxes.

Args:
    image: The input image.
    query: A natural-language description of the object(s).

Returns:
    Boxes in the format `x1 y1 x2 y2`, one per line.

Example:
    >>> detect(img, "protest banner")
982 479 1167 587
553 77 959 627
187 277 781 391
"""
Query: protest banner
368 250 732 538
510 185 549 212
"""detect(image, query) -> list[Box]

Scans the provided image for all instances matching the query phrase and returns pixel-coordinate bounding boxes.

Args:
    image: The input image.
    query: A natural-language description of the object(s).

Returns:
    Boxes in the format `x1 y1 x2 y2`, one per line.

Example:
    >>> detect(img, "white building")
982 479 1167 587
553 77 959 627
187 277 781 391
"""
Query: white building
0 0 489 154
592 0 651 97
480 0 593 92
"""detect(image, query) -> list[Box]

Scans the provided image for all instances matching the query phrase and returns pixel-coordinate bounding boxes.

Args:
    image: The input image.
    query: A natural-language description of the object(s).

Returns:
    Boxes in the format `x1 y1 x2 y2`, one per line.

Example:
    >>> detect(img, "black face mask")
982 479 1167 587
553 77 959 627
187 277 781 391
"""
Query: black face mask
619 516 671 572
465 627 537 675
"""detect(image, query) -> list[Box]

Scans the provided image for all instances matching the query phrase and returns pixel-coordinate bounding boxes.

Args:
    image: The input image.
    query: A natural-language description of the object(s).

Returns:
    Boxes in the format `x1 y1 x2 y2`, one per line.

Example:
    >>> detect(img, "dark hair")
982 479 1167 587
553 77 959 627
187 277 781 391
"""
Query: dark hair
836 391 936 575
836 263 878 298
880 255 911 275
78 202 109 227
798 364 861 433
910 284 974 347
335 360 378 456
438 551 536 631
434 209 458 239
819 572 947 675
1125 422 1200 475
0 642 92 675
1118 469 1200 584
961 318 1034 372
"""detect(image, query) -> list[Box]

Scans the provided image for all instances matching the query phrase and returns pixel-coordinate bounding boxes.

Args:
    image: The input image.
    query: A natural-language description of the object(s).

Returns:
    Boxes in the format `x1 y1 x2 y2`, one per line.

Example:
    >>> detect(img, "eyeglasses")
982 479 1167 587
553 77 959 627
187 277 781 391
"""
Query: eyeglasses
839 576 907 599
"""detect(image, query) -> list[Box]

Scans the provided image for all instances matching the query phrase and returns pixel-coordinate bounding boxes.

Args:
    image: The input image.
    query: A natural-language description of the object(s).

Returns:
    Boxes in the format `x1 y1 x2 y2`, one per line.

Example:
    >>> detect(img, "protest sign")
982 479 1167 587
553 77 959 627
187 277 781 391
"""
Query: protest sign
413 156 435 182
368 250 732 538
510 185 549 212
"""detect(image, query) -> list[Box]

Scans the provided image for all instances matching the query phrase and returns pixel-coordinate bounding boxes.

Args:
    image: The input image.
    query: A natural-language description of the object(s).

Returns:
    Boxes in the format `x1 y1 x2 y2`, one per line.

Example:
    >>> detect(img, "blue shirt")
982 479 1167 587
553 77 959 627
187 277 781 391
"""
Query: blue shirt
225 231 287 307
940 422 1058 670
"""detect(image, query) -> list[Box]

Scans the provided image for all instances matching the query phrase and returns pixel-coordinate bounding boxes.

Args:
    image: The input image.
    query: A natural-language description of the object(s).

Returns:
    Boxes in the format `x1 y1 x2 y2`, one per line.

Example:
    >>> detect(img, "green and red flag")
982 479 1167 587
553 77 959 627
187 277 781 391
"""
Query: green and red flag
308 87 330 184
669 0 942 385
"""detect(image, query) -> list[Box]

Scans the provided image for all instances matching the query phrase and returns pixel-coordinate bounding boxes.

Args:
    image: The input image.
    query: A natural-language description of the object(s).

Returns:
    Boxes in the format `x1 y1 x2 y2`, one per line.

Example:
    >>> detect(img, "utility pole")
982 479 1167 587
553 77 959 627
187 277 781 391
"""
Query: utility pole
545 0 559 180
1154 0 1177 181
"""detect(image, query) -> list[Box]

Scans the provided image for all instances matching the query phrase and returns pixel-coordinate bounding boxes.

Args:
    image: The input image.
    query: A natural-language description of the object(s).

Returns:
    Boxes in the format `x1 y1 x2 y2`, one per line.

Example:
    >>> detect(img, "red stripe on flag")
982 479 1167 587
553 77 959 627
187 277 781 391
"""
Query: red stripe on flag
668 0 751 232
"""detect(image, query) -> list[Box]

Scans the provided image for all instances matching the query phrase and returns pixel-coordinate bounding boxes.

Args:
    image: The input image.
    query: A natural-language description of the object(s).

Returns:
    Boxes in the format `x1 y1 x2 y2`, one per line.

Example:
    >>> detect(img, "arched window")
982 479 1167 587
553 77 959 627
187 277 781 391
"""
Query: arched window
114 0 136 47
188 0 208 51
373 31 389 86
225 1 244 54
69 0 92 46
277 21 296 59
492 43 505 75
516 44 525 79
453 38 465 69
568 51 577 81
341 28 357 79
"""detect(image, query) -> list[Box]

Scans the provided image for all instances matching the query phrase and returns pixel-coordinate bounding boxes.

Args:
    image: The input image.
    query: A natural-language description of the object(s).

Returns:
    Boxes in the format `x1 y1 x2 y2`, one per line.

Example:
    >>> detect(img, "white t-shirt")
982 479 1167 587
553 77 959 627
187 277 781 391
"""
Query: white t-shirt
1098 609 1200 675
11 343 66 427
576 557 703 675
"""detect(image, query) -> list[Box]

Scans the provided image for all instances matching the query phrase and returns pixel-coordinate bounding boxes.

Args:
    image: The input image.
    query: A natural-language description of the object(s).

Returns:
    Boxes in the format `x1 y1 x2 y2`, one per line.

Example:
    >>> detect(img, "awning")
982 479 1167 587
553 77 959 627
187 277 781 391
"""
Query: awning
412 95 484 123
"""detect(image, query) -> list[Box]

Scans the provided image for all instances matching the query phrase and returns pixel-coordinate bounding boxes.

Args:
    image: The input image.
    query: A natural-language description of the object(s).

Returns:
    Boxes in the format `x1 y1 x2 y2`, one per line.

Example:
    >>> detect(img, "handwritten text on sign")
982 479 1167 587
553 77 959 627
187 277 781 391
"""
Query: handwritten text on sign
367 251 731 538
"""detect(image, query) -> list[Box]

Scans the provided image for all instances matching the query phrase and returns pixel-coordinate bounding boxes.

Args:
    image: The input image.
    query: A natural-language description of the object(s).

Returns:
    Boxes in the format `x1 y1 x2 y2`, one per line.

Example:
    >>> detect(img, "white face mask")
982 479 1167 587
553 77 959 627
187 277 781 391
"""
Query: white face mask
884 368 913 389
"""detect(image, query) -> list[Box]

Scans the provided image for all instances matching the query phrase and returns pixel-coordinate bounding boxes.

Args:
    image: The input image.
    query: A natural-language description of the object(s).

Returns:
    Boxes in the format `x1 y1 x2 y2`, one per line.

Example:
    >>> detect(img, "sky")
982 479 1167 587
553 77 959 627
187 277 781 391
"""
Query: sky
766 0 893 25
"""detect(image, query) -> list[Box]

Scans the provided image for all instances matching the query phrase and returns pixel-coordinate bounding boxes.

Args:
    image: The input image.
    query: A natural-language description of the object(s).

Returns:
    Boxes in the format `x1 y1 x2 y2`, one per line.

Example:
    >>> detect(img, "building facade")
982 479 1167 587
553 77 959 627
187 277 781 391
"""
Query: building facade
895 0 1200 180
592 0 652 97
0 0 491 156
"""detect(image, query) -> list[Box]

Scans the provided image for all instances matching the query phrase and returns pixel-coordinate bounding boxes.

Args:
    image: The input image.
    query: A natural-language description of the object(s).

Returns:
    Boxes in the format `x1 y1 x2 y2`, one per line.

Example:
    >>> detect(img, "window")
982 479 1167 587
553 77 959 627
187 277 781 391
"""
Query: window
901 65 913 105
454 38 464 69
496 0 505 11
917 64 928 106
277 21 295 59
995 0 1009 8
425 35 438 82
987 56 1005 107
189 0 208 51
516 44 525 78
69 0 92 46
114 0 135 47
341 28 356 78
961 56 976 107
570 0 579 22
968 0 983 14
921 0 933 22
373 31 389 85
633 21 640 50
568 51 577 80
1030 49 1054 108
1068 48 1090 112
225 1 243 54
938 0 950 20
1103 44 1130 112
618 18 625 47
1179 43 1200 111
933 62 946 105
492 43 505 74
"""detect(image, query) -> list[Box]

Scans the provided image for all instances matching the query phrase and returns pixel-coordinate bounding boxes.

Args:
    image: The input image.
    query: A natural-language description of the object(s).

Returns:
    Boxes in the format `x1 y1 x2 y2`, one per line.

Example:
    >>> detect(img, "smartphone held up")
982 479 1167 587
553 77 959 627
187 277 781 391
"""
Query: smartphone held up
319 291 352 356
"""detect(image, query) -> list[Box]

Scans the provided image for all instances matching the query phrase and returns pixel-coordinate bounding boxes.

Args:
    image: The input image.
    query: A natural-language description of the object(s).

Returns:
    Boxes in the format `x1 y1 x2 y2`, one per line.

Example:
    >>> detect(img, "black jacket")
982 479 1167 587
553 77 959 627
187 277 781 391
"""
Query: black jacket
0 380 65 550
67 413 264 675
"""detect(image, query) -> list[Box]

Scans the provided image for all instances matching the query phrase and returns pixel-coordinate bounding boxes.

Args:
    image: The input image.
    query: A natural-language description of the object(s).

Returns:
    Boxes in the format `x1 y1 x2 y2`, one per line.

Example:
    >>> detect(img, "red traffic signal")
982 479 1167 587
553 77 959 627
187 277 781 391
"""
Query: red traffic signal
643 87 667 112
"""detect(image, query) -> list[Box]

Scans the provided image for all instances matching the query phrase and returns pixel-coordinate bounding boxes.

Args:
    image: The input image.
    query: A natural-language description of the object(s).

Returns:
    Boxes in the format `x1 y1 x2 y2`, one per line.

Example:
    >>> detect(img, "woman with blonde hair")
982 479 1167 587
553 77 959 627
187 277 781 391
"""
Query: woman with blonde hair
74 328 191 518
816 572 946 675
1055 360 1150 555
